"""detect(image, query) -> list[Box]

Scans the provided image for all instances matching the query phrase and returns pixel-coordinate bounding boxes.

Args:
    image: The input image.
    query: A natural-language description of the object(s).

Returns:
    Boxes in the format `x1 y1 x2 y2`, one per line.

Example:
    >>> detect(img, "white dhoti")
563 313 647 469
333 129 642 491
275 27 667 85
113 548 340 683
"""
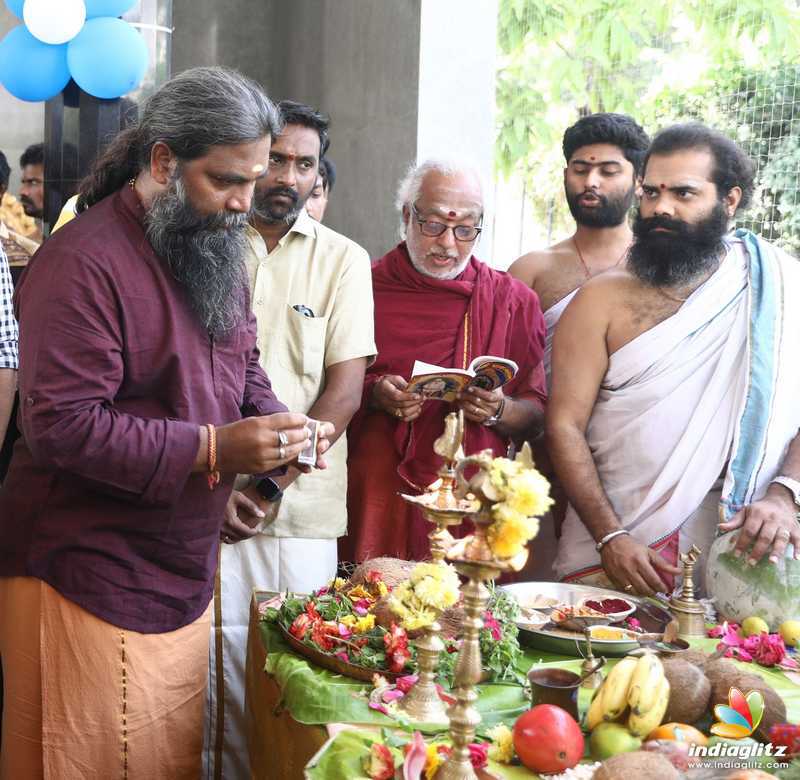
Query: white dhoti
555 232 800 587
201 536 337 780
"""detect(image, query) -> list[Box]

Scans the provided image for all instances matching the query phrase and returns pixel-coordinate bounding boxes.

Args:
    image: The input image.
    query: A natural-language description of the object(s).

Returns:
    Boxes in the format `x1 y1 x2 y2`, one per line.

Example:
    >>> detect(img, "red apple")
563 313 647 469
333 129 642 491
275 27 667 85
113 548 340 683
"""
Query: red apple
512 704 585 774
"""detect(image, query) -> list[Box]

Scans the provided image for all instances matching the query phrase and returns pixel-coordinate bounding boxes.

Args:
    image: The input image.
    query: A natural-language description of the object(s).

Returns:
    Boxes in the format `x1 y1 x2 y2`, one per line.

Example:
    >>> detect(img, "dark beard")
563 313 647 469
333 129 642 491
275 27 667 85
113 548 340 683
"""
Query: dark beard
144 178 249 336
566 186 634 228
253 185 305 225
628 201 729 288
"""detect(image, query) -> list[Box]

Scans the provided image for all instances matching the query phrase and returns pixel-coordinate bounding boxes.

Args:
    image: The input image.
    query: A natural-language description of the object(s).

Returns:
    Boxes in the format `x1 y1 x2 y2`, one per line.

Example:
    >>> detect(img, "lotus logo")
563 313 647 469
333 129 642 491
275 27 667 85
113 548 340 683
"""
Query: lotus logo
710 687 765 739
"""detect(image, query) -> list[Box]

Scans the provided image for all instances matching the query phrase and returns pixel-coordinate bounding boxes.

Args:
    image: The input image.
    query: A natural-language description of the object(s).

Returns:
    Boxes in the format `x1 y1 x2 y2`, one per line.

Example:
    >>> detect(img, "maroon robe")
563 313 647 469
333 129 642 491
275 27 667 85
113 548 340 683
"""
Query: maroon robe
342 243 546 563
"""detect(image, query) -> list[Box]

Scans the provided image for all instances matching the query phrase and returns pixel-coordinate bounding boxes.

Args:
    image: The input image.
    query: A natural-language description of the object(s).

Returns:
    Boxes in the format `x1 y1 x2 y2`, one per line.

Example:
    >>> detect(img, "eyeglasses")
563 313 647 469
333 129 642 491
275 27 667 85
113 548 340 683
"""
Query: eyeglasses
411 203 482 242
20 178 43 186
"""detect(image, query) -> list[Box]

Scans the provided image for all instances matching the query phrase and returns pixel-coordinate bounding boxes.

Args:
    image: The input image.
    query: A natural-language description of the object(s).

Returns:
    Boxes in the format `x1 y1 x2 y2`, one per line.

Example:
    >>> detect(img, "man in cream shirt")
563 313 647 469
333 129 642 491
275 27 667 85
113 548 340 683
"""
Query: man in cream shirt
203 101 375 780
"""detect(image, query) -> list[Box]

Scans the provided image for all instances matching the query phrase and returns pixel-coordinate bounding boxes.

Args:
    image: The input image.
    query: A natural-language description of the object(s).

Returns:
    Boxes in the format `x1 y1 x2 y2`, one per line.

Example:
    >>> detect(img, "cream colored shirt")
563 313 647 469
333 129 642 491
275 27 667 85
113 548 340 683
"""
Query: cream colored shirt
246 210 376 538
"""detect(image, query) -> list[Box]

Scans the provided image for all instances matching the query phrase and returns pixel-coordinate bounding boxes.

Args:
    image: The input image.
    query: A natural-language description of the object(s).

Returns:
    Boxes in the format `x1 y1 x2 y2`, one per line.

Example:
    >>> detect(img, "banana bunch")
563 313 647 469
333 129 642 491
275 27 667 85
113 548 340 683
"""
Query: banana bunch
586 653 670 737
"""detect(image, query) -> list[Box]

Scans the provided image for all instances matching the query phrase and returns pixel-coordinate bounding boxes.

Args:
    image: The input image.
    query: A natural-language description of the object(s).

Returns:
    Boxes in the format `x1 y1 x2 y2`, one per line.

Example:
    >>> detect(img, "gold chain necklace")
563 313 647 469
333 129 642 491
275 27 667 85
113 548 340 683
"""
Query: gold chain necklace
573 236 629 279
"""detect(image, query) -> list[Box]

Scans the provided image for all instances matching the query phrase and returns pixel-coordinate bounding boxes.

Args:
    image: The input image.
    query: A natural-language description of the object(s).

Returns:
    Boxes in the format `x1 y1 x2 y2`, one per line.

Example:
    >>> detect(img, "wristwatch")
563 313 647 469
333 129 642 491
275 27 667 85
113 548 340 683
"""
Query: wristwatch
771 476 800 507
483 396 506 427
254 477 283 503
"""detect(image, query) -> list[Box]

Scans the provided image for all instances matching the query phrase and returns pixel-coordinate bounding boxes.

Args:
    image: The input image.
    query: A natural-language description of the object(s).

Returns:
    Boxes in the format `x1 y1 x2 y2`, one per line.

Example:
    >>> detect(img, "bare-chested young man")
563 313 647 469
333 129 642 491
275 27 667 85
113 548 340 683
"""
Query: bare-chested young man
509 113 650 384
548 123 800 597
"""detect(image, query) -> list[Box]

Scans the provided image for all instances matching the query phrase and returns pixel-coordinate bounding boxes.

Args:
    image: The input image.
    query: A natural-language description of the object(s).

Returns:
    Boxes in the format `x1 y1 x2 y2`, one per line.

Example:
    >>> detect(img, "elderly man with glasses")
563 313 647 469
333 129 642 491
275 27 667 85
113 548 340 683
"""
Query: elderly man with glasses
341 159 547 563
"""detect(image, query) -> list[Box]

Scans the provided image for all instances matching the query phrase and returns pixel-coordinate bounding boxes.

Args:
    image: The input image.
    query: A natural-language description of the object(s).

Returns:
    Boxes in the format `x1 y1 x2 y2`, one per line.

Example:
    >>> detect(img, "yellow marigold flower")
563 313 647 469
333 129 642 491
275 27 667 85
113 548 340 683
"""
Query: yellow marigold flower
353 614 375 633
424 743 445 779
488 507 530 558
487 724 515 763
377 581 389 597
340 615 357 628
507 469 553 517
347 585 373 602
402 606 436 631
333 577 347 592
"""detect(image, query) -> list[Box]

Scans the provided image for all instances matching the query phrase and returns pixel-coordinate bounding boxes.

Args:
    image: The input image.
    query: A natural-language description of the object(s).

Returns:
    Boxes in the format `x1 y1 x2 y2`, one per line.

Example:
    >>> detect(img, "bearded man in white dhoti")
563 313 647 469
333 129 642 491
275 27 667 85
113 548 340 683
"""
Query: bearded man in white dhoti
548 123 800 597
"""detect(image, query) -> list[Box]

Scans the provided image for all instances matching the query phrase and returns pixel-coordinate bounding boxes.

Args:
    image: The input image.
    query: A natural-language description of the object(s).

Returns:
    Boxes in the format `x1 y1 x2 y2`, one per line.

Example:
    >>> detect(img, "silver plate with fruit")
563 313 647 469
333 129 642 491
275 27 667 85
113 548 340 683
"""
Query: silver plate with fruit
500 581 672 657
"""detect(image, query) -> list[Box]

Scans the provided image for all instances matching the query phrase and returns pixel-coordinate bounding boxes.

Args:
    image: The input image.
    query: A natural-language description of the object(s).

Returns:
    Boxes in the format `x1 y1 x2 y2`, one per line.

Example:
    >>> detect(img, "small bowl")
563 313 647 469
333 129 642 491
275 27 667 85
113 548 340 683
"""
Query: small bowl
587 625 640 642
578 596 636 624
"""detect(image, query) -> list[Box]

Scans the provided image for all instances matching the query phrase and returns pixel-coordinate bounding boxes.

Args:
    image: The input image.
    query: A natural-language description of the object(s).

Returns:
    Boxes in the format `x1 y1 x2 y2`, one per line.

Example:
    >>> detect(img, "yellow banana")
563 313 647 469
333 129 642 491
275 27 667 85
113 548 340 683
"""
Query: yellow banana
600 656 639 721
585 685 606 731
627 676 670 737
627 653 665 716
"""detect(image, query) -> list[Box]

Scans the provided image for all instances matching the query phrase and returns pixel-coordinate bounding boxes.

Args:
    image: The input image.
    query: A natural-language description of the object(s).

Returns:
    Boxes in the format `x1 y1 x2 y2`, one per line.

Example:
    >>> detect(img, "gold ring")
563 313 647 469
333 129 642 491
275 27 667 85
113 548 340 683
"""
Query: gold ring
278 444 286 459
277 430 289 447
623 584 634 592
395 409 402 418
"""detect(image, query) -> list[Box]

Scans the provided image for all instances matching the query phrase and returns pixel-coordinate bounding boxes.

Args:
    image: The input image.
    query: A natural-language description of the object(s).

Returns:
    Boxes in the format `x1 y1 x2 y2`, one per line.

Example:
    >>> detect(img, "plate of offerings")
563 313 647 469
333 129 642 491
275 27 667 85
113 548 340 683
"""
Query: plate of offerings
500 581 672 657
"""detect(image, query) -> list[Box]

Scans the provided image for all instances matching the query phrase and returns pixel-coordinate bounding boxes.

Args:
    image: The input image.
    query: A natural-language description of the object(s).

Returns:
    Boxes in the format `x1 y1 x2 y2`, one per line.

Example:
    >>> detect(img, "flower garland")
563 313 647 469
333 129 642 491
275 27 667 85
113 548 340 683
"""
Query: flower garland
486 457 553 559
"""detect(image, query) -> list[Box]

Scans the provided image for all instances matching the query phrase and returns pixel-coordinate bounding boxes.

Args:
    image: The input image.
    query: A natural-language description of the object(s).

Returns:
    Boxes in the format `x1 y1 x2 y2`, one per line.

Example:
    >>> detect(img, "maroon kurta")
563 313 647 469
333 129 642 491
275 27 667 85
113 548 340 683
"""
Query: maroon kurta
343 243 546 563
0 185 287 633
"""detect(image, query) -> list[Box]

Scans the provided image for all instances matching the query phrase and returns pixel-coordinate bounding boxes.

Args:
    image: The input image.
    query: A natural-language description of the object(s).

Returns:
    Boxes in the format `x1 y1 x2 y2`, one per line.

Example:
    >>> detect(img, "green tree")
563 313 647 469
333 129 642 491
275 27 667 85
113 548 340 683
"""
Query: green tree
497 0 800 246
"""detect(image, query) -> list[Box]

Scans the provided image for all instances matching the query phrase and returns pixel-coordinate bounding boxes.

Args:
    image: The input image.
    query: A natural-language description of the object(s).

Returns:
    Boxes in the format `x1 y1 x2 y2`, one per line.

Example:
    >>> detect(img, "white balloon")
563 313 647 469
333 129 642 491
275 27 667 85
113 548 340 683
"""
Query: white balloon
24 0 87 45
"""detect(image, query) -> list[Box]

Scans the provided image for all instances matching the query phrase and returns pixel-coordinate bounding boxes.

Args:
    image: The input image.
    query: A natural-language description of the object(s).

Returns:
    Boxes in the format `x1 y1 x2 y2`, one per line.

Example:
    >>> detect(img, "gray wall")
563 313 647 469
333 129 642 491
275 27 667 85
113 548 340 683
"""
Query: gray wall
0 7 45 193
172 0 497 262
173 0 420 259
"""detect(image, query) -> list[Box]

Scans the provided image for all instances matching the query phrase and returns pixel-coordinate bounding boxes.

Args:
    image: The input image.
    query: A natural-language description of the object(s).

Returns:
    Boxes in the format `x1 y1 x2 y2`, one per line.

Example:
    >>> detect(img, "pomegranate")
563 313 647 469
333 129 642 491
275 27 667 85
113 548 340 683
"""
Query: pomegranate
512 704 585 773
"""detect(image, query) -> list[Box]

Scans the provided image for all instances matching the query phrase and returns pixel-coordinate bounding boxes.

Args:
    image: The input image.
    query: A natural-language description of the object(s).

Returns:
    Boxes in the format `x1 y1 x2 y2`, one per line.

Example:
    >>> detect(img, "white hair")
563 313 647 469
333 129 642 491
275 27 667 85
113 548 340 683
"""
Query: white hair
394 158 484 237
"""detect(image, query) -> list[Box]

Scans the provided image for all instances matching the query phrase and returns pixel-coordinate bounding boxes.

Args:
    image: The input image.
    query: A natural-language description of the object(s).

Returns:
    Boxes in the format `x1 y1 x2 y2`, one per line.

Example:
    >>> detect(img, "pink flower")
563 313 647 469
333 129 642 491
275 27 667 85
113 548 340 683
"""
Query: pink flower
334 650 350 663
742 632 788 667
708 621 740 639
625 617 641 631
382 689 405 703
338 623 353 639
721 644 753 662
368 701 390 716
314 586 330 596
483 610 502 641
403 731 428 780
468 742 489 769
435 684 456 705
396 675 419 694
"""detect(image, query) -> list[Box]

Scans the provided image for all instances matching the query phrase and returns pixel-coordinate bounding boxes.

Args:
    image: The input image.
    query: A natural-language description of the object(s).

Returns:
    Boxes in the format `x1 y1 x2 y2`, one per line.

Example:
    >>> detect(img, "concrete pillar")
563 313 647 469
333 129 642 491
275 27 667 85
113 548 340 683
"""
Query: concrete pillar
171 0 497 261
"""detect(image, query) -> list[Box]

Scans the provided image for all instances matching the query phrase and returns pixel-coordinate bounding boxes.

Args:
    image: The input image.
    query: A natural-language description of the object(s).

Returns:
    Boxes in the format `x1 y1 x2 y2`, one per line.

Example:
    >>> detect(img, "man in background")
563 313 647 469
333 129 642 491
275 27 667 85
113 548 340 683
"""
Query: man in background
0 150 39 256
509 113 649 384
307 156 336 221
203 101 374 780
344 159 546 563
508 113 649 580
18 143 44 241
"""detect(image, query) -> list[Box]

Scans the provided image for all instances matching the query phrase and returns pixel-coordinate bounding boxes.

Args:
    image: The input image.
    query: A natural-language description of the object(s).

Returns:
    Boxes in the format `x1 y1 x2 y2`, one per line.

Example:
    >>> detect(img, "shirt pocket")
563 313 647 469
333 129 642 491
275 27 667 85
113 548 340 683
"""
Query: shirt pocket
278 305 328 379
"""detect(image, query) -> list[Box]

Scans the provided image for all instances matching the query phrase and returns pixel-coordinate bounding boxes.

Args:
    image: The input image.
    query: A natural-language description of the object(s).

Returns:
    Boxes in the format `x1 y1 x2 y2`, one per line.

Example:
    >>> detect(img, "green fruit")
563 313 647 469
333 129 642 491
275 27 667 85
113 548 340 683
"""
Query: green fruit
590 722 642 760
779 620 800 647
741 616 769 637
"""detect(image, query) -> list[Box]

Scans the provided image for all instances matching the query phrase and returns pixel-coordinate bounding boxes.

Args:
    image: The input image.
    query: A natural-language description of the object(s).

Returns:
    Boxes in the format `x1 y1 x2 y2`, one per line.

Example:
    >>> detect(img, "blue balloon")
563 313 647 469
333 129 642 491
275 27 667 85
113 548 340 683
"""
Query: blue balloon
0 26 71 102
84 0 136 19
67 17 147 99
3 0 24 20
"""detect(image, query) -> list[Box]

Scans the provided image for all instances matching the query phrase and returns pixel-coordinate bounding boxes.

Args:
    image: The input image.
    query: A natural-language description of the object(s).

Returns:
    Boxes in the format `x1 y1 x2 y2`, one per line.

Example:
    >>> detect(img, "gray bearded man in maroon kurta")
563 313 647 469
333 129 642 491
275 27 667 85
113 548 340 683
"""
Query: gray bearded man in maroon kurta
343 160 547 563
0 68 333 779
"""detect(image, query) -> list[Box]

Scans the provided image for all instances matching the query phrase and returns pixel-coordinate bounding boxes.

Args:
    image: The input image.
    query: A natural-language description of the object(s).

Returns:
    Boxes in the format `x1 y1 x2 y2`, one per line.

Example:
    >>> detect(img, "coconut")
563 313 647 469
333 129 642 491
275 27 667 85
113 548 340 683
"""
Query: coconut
661 657 711 724
347 557 418 588
678 649 711 671
703 658 745 692
593 751 680 780
709 674 786 743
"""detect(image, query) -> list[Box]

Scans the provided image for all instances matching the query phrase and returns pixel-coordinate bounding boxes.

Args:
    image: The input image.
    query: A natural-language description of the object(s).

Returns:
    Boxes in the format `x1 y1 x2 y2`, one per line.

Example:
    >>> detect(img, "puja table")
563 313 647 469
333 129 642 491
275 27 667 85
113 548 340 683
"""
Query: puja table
245 592 800 780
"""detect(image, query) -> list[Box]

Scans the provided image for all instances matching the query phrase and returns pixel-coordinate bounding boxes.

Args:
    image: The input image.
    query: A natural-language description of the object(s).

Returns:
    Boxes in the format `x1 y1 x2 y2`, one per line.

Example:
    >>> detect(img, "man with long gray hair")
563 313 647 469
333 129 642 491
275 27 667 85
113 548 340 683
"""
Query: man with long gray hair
342 159 547 563
0 66 332 778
